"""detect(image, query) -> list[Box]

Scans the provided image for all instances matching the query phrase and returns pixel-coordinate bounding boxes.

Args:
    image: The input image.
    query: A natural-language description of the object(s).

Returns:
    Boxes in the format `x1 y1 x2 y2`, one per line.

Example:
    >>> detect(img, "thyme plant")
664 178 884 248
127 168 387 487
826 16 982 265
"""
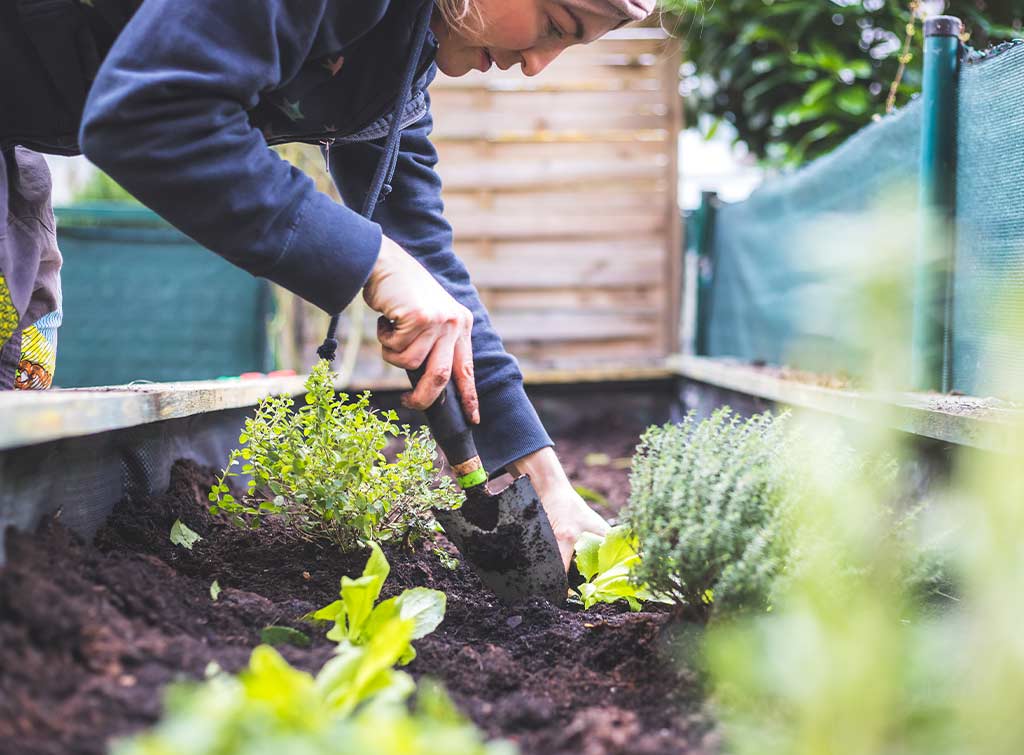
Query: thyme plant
625 408 796 620
210 360 461 551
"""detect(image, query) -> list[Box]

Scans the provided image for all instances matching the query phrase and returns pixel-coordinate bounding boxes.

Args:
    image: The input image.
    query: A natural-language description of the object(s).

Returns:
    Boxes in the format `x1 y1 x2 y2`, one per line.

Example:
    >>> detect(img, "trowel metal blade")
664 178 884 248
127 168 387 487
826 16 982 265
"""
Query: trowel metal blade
434 475 569 605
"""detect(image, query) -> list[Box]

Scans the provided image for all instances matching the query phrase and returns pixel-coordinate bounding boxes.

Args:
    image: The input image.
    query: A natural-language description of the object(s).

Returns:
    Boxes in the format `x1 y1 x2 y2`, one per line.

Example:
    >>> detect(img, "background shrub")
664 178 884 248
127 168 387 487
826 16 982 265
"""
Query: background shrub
660 0 1022 166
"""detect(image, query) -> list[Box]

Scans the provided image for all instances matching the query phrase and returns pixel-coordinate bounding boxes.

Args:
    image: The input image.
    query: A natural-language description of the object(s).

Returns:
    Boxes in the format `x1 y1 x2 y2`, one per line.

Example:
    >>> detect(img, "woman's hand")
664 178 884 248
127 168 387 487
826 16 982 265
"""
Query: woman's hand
362 236 479 422
507 446 611 571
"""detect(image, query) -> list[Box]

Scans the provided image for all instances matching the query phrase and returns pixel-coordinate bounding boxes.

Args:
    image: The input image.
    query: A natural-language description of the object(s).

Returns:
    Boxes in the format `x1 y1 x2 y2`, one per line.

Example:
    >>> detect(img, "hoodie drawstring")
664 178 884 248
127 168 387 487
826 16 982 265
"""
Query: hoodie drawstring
317 0 435 363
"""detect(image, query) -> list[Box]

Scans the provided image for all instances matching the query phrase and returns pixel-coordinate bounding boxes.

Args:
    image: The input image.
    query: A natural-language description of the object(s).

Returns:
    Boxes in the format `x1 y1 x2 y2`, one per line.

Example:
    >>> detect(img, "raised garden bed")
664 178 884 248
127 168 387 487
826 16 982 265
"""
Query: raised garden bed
0 423 717 755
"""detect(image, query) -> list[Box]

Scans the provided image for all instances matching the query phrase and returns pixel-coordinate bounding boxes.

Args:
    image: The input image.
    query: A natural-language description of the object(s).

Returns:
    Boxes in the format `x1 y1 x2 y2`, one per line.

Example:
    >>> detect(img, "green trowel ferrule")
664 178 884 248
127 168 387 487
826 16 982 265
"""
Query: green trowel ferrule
457 467 488 489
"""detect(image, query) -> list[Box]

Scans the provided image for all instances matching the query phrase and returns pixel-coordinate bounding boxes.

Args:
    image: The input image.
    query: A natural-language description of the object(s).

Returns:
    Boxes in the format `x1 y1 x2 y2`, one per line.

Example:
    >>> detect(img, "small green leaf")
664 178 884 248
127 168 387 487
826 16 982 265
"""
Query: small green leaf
393 587 446 640
259 625 311 648
597 526 640 574
210 580 221 601
170 519 203 550
362 542 391 587
573 526 665 611
574 485 609 507
574 532 603 581
339 574 383 642
310 599 343 623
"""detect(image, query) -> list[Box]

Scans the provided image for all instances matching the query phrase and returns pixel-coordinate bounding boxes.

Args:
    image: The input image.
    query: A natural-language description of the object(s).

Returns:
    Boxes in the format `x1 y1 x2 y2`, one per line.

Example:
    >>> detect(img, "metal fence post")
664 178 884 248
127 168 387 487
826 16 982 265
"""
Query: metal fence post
694 191 719 356
911 15 962 392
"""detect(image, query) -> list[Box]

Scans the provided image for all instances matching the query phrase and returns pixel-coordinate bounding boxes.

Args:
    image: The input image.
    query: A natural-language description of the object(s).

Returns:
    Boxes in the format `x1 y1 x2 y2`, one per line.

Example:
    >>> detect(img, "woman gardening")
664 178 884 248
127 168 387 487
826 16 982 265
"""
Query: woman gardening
0 0 655 567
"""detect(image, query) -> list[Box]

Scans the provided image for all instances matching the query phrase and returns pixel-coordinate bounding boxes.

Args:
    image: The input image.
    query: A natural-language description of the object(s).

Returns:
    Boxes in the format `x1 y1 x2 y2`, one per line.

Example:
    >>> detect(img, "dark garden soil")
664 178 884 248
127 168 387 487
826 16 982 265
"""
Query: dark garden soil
0 435 717 755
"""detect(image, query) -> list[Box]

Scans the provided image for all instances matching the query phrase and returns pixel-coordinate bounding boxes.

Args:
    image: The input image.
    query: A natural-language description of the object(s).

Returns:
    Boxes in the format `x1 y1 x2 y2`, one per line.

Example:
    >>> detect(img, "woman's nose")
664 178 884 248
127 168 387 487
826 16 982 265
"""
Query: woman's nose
520 46 565 77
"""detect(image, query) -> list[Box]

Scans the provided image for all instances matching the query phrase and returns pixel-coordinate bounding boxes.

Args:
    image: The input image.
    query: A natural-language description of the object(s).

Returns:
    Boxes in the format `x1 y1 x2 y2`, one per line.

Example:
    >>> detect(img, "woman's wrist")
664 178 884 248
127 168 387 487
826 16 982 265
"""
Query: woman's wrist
507 446 570 496
508 445 610 570
367 235 400 286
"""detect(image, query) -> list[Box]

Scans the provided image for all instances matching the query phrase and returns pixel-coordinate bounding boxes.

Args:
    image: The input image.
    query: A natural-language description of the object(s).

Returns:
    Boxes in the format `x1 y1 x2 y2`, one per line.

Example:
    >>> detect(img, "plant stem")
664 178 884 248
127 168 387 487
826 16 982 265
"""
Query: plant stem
886 0 922 114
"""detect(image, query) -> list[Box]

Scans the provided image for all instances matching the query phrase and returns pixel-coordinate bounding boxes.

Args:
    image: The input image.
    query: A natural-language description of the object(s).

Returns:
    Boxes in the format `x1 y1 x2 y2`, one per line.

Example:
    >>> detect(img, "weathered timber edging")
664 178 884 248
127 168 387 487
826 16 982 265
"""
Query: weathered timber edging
0 375 309 451
670 354 1023 453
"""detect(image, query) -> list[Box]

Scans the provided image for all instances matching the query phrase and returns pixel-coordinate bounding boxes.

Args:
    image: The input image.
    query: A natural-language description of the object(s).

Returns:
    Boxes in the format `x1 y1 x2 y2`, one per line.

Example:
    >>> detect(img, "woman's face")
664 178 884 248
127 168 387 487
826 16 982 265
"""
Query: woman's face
432 1 620 78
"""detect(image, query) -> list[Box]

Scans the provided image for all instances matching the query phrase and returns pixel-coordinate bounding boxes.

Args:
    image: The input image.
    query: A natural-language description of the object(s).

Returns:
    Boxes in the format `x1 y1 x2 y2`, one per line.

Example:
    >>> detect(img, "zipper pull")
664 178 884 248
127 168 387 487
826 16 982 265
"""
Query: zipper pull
321 138 335 171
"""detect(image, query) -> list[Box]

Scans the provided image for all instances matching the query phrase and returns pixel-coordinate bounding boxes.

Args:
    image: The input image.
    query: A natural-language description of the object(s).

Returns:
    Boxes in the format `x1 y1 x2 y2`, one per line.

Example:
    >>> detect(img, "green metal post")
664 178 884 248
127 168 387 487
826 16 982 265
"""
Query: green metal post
695 191 718 356
911 15 961 392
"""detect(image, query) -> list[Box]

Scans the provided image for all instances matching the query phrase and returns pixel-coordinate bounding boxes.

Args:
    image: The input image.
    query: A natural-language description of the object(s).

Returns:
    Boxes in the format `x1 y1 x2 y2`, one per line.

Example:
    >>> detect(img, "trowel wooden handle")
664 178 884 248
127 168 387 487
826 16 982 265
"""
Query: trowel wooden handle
407 368 487 489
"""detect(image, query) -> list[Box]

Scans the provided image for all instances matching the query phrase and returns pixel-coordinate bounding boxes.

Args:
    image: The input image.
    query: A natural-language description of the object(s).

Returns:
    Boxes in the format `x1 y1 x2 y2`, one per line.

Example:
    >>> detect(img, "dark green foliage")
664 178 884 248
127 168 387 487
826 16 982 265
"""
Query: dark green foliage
627 409 795 620
660 0 1022 166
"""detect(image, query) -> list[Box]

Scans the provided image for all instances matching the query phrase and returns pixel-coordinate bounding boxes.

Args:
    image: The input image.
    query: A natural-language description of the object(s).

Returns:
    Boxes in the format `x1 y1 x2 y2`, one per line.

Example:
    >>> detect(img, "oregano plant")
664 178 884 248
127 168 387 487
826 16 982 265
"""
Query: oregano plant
210 360 461 551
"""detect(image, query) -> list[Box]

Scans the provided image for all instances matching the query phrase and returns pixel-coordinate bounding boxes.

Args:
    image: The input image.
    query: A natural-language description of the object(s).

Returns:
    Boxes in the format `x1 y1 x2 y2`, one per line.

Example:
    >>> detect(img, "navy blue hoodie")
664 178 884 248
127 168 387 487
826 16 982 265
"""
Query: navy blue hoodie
7 0 552 471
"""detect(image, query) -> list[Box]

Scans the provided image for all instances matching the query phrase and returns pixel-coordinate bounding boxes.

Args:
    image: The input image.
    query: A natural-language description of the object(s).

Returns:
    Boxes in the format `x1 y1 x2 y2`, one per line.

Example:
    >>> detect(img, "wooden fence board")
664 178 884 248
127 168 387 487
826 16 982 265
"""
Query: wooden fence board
482 288 662 314
435 138 667 164
277 27 682 385
459 238 664 287
439 161 666 192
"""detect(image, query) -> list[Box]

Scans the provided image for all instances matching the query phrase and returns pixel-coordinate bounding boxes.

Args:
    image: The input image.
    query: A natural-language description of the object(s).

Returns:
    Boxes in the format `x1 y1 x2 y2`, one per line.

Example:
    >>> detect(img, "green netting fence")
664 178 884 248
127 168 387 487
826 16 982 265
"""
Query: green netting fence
952 42 1024 397
693 23 1024 399
55 204 274 387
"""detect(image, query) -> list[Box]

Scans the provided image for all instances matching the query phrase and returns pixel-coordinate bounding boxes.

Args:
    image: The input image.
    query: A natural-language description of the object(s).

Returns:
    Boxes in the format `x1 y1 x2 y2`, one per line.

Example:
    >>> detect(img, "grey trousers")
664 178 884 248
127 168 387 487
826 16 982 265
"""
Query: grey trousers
0 146 62 389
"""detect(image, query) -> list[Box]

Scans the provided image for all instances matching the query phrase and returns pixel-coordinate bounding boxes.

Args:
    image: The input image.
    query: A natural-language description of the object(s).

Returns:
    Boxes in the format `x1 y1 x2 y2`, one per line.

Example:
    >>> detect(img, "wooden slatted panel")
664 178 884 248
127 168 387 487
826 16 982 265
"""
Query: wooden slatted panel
429 28 681 378
279 28 681 386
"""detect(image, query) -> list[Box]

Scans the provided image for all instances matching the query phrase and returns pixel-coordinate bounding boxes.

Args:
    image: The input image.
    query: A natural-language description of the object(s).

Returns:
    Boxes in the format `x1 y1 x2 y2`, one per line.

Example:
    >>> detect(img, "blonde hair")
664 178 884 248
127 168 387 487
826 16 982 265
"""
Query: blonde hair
433 0 482 33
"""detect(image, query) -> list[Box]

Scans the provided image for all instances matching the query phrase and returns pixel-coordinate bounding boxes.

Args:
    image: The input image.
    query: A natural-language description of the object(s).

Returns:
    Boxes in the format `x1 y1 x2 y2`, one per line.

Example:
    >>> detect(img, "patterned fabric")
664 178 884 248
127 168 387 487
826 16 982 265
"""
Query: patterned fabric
0 276 18 345
14 309 60 390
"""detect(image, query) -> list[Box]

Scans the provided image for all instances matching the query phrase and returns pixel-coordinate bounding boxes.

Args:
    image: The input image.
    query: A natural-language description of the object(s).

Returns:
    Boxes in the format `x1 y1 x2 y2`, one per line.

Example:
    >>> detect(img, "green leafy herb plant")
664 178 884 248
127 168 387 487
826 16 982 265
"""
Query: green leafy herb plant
572 526 664 611
210 360 461 551
626 408 796 621
310 542 446 665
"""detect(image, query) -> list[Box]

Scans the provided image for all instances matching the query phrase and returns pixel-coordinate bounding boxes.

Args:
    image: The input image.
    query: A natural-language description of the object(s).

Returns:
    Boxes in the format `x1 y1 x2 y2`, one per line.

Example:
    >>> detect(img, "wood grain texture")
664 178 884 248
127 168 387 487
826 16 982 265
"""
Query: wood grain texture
430 28 681 376
669 355 1024 452
276 28 683 387
0 375 311 451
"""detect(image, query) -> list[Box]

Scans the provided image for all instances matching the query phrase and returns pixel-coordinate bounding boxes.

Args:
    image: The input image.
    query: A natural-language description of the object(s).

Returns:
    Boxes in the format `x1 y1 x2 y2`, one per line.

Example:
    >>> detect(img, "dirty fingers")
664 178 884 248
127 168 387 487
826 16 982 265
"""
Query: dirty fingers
363 236 479 422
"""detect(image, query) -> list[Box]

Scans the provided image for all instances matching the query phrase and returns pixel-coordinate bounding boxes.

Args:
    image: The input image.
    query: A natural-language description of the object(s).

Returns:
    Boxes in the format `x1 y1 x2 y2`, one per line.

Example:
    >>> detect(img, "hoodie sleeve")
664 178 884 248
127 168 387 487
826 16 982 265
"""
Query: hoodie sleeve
79 0 383 315
327 103 554 473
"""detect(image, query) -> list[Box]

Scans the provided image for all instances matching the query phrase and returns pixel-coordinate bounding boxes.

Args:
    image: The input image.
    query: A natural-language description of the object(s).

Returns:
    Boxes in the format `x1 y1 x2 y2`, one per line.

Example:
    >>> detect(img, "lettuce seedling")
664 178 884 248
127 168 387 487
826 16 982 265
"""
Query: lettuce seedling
210 360 462 551
111 634 418 754
311 542 445 664
573 526 663 611
112 646 512 755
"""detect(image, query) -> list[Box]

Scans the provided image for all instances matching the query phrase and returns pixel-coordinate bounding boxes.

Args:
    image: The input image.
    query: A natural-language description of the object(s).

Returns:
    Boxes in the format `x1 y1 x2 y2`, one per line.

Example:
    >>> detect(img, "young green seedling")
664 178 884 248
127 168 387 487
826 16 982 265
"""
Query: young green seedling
573 526 663 611
310 542 446 665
